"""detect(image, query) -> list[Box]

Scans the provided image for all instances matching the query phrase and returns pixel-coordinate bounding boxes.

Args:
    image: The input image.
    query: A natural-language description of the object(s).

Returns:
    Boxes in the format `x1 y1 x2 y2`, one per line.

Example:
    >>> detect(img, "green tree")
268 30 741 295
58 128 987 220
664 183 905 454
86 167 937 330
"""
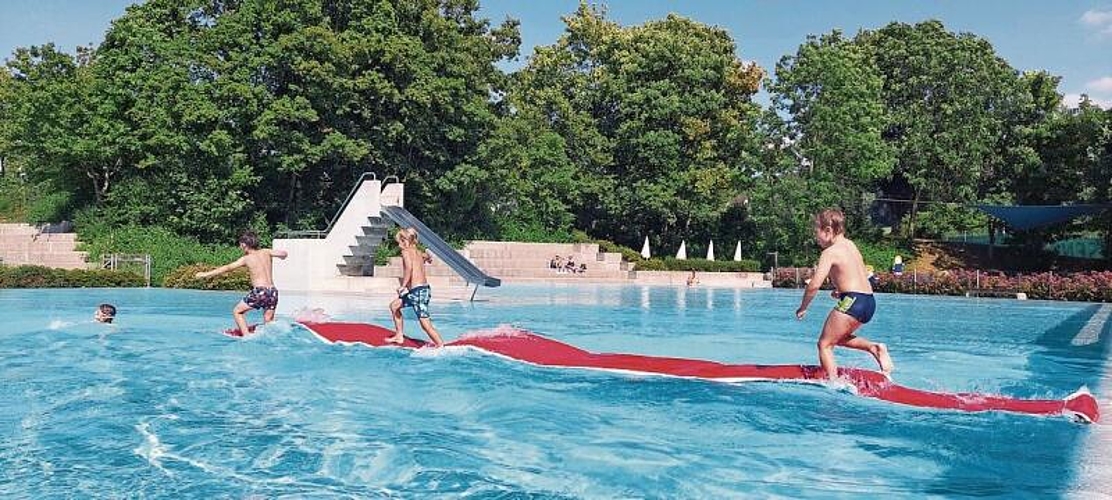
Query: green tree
3 44 137 221
44 0 519 241
858 20 1031 237
506 3 764 250
767 30 894 236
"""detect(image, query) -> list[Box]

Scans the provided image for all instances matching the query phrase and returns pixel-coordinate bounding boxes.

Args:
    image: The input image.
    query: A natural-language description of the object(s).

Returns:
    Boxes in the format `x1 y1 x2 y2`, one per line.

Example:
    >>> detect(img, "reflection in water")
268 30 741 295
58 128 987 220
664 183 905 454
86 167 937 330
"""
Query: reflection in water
640 286 650 310
676 285 686 311
706 287 714 310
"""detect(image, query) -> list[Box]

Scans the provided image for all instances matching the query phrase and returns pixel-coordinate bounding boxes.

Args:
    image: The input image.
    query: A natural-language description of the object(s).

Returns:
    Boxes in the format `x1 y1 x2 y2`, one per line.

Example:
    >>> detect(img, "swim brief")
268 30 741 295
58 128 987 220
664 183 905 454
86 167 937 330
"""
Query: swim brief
243 286 279 311
401 284 432 319
834 292 875 324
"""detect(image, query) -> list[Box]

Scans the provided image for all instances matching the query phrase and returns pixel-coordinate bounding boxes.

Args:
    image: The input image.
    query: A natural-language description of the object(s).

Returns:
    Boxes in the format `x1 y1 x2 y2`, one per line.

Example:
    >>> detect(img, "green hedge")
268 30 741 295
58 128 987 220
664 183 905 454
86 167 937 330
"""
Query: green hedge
0 265 145 288
634 257 761 272
855 240 913 272
163 264 251 291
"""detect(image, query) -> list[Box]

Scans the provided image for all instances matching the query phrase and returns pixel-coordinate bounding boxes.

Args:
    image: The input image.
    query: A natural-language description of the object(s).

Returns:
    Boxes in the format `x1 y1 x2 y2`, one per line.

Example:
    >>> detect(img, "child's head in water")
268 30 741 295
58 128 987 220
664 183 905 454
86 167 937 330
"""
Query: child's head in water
94 303 117 323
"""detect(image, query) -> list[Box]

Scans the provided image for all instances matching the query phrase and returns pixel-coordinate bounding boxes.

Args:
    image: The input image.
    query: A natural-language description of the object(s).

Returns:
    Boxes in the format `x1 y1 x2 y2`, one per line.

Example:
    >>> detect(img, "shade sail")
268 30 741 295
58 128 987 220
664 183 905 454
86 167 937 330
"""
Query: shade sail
975 204 1111 231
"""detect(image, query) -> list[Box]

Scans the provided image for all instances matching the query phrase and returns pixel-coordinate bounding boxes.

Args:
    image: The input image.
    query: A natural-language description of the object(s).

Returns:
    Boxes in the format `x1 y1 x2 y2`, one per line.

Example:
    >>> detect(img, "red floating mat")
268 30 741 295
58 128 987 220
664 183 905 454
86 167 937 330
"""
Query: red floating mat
299 321 1099 424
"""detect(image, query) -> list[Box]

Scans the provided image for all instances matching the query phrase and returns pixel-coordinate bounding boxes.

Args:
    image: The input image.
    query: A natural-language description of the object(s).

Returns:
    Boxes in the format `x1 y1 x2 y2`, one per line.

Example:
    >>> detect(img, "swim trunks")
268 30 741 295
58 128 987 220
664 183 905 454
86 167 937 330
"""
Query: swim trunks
834 292 875 324
401 284 432 319
243 286 279 311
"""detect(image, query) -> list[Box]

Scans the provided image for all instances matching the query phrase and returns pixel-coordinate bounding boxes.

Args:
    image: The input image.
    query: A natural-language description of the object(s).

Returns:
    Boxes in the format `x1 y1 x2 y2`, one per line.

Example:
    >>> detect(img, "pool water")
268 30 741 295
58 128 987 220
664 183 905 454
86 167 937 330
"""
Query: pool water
0 286 1108 498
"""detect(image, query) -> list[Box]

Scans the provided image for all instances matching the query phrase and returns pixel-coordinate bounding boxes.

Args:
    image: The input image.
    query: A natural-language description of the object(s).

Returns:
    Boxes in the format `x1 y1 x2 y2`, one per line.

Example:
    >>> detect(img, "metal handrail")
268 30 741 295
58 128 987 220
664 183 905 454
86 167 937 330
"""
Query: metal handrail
275 171 378 239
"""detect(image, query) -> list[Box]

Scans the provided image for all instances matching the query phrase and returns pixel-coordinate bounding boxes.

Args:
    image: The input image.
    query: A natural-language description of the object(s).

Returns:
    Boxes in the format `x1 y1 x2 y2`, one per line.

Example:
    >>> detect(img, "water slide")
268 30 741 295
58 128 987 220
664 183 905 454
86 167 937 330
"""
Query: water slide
380 205 501 287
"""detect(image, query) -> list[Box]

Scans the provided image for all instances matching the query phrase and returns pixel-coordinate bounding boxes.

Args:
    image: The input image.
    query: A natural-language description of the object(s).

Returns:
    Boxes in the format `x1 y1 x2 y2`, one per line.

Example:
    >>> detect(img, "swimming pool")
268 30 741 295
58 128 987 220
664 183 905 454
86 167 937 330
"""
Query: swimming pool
0 286 1108 498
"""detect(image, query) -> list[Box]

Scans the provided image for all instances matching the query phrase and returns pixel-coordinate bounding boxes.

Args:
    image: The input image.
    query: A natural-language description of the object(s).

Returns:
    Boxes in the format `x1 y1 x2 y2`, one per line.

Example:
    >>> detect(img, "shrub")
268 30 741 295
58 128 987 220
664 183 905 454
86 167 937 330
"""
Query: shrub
76 219 242 285
498 221 575 243
856 240 913 272
567 231 644 263
776 268 1112 303
597 240 644 263
0 265 145 288
26 191 73 225
634 258 761 272
163 264 251 290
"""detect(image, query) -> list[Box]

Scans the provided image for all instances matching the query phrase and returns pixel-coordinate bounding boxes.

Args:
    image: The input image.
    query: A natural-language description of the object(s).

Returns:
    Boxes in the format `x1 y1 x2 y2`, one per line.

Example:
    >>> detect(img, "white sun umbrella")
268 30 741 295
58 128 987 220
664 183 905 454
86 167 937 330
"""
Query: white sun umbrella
733 241 742 261
640 236 651 259
676 240 687 260
706 240 715 261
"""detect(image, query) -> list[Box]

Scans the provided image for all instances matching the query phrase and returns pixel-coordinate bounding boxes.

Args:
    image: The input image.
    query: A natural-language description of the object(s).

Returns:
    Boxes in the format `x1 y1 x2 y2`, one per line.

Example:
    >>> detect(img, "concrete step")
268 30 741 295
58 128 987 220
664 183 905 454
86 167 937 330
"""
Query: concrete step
0 224 37 236
336 262 375 277
0 242 79 253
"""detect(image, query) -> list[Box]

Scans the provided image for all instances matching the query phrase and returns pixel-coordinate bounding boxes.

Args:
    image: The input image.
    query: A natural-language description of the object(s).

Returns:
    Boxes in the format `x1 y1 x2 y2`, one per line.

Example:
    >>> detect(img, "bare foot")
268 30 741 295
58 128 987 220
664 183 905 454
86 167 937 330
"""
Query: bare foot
385 334 405 345
870 343 895 374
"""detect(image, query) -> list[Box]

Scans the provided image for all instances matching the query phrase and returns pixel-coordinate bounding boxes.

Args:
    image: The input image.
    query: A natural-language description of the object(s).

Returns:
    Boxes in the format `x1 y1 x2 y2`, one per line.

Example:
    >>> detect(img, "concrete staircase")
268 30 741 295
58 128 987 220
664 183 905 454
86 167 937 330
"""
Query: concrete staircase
0 223 88 269
336 216 391 276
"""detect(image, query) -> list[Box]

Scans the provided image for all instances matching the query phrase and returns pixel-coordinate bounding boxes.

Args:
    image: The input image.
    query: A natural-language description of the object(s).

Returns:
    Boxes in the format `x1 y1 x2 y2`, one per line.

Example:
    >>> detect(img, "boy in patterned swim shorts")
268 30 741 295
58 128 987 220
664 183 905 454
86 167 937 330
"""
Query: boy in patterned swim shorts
195 231 288 336
386 227 444 347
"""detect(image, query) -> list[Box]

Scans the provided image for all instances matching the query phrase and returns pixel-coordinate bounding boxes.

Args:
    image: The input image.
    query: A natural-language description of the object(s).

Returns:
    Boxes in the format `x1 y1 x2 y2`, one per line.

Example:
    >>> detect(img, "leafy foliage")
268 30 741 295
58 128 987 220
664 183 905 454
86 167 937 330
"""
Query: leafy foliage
635 258 760 272
163 264 251 290
0 265 144 288
1 5 1110 275
75 216 242 285
501 4 764 252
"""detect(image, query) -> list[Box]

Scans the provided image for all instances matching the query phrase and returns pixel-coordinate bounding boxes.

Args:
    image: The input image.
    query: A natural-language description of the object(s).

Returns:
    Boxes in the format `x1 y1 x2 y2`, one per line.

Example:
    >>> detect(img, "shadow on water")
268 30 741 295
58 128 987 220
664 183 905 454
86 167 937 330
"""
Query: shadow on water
922 304 1110 497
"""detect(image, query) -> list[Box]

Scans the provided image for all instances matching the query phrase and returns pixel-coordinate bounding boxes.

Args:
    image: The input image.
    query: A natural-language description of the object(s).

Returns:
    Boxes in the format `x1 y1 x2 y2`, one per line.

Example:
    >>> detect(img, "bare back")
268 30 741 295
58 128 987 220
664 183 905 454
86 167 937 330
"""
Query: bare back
817 237 872 294
242 249 278 288
401 247 429 287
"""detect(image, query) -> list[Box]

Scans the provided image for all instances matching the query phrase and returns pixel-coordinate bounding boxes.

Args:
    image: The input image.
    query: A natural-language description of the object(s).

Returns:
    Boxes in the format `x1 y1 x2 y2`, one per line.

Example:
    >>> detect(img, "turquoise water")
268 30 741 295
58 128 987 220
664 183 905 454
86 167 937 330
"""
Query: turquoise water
0 286 1108 498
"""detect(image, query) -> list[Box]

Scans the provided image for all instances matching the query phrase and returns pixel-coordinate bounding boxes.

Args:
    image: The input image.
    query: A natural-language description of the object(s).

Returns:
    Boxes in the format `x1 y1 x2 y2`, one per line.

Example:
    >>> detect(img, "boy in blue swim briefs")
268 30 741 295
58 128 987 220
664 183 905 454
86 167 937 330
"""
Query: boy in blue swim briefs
386 227 444 347
795 209 894 379
195 231 288 336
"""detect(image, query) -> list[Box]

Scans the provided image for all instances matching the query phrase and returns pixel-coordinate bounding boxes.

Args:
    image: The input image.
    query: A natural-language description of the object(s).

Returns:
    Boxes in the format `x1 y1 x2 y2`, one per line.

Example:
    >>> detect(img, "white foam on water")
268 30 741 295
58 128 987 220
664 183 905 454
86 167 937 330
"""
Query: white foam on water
47 320 74 330
456 324 529 340
292 307 332 324
820 378 860 396
133 421 170 475
410 345 471 359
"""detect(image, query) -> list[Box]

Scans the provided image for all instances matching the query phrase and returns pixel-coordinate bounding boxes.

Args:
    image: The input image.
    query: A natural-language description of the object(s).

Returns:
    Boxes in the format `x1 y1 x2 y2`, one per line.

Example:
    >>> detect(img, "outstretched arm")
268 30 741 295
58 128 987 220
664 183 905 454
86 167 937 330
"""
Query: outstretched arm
195 257 245 279
796 251 833 319
270 249 288 260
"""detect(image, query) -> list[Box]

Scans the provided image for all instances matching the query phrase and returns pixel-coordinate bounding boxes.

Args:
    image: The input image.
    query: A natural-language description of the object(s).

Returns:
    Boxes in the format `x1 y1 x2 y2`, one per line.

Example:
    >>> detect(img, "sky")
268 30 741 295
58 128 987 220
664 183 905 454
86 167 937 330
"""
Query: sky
1 0 1110 107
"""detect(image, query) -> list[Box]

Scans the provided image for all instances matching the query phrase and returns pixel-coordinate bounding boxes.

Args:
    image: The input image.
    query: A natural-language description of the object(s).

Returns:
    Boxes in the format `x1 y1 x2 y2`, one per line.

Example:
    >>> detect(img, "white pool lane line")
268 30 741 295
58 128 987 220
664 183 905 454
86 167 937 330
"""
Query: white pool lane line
1071 304 1112 499
1071 304 1112 346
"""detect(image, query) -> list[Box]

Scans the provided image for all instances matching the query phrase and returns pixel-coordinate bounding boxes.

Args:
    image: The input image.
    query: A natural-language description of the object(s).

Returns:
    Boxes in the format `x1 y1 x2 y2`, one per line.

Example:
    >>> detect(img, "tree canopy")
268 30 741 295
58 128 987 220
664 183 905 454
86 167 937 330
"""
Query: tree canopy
1 2 1109 267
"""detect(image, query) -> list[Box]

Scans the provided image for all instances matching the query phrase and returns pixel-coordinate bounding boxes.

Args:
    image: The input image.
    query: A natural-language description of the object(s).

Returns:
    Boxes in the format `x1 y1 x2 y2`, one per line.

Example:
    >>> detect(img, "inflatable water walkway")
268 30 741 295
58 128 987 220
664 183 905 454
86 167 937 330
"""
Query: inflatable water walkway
299 321 1100 424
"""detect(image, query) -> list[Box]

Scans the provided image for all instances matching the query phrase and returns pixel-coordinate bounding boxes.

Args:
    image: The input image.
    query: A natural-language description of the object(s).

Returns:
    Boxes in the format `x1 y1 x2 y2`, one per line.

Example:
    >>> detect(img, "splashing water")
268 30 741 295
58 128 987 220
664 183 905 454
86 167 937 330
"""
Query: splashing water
292 307 331 324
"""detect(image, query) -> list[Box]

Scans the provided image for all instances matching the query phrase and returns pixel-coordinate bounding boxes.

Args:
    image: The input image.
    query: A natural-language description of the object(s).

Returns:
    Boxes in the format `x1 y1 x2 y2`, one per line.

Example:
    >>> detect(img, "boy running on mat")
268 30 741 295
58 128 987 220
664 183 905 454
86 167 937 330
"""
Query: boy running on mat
386 227 444 347
795 209 894 379
195 231 288 335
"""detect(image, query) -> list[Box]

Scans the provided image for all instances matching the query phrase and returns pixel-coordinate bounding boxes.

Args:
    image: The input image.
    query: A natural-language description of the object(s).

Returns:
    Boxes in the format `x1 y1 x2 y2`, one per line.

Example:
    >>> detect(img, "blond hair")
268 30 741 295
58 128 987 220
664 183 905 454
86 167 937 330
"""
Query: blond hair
814 209 845 235
396 227 418 246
